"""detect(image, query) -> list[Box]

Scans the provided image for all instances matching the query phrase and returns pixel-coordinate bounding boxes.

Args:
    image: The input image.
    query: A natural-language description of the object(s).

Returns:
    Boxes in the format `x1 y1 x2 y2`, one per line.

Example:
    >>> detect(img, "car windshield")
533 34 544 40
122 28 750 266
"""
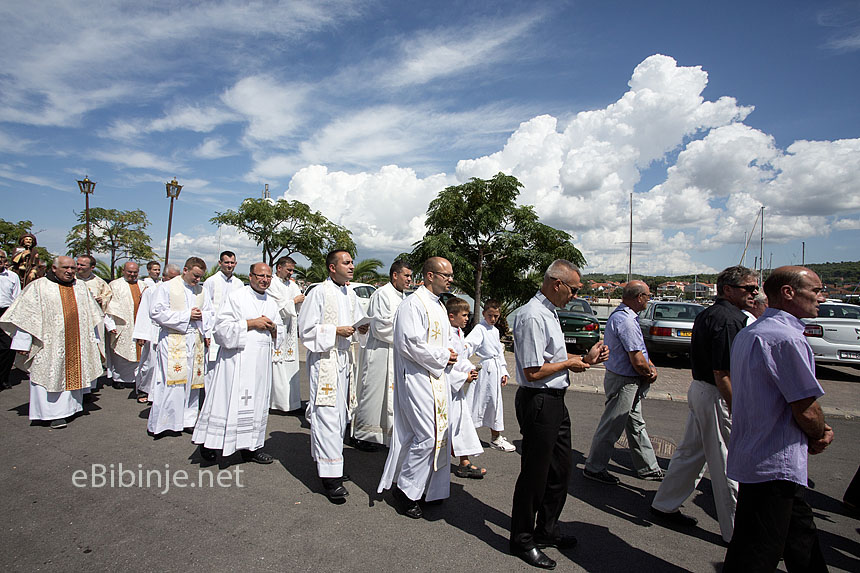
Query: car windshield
652 304 703 321
818 304 860 319
564 299 593 314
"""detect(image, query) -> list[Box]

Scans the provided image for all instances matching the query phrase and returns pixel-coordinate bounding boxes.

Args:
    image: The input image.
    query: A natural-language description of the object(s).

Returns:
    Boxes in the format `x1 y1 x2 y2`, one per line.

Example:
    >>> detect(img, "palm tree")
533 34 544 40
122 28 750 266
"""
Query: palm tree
294 262 327 283
353 258 384 284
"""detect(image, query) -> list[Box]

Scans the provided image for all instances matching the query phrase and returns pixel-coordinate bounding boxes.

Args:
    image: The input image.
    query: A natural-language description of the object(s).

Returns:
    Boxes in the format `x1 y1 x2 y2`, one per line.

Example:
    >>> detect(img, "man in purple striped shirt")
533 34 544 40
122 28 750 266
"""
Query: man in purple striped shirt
724 266 834 572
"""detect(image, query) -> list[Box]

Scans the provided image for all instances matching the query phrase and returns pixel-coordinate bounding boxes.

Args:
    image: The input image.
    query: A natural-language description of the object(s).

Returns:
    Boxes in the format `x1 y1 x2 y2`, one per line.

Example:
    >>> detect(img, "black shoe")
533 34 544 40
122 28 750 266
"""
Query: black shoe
534 534 578 550
199 445 217 462
241 450 274 464
112 381 124 390
50 418 67 429
649 506 698 527
393 486 423 519
511 547 556 570
583 468 620 484
1 380 11 390
638 468 665 481
350 437 379 452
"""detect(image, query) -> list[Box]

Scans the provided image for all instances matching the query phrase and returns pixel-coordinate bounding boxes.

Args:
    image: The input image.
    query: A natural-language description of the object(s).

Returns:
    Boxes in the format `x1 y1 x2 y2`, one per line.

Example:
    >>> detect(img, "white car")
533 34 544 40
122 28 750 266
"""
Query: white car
802 302 860 367
302 282 377 314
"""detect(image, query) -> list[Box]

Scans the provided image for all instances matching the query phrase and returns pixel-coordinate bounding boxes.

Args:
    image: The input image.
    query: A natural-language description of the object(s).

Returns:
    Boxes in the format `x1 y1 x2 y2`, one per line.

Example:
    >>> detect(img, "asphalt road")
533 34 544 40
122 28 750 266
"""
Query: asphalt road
1 365 858 572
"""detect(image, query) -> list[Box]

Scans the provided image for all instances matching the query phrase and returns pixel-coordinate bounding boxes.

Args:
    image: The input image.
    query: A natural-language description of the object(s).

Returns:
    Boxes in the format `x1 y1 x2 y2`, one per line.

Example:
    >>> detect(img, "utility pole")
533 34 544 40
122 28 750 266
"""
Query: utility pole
802 241 805 266
759 206 765 286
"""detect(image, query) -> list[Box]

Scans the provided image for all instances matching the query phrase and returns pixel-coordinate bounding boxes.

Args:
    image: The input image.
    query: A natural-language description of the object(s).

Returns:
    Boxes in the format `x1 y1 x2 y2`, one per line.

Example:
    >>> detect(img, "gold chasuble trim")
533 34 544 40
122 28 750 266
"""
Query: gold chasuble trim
58 284 83 391
415 290 449 472
166 277 206 389
130 282 142 361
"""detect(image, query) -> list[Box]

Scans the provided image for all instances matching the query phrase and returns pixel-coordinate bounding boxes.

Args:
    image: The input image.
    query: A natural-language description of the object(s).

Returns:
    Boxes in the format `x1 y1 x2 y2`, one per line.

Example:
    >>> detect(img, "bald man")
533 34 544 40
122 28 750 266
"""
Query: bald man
104 261 142 389
584 280 663 484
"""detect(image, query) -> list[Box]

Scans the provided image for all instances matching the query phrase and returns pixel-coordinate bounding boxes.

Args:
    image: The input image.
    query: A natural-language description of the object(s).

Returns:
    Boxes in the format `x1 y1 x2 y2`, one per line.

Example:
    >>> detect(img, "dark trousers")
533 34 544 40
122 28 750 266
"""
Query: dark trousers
724 480 828 572
844 465 860 508
510 387 572 550
0 307 13 388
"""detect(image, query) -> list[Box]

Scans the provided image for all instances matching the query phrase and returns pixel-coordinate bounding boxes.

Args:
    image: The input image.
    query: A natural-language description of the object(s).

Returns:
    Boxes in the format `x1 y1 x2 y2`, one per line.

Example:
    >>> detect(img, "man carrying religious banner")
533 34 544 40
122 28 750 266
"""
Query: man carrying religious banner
378 257 457 519
103 261 142 390
351 259 412 450
132 264 180 404
298 249 369 502
0 256 103 428
193 263 284 464
147 257 213 436
267 256 304 413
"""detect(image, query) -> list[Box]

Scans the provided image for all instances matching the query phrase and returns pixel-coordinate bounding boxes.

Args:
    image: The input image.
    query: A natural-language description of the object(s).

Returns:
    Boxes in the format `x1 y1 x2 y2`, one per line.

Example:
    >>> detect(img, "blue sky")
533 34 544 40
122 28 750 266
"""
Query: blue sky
1 1 859 277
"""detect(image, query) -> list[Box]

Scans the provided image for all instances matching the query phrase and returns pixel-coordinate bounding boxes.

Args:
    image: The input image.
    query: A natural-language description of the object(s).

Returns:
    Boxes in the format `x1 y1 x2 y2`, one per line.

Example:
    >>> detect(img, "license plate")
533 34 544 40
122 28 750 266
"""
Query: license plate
564 337 577 343
676 330 692 337
839 350 860 359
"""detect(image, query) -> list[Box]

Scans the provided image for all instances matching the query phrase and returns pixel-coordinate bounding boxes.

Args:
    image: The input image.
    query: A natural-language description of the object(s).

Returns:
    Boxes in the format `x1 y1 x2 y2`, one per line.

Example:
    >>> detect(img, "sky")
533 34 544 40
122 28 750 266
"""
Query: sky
1 0 859 277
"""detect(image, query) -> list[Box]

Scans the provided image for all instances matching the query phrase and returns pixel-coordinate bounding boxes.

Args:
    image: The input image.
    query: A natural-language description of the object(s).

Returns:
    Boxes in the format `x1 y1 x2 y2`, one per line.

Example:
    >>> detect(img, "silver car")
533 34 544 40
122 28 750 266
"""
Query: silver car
802 302 860 367
637 301 705 356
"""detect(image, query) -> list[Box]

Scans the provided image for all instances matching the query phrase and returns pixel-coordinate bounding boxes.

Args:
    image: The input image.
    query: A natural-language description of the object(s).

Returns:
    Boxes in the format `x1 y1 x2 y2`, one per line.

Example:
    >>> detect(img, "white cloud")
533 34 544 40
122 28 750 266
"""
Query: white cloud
0 166 68 192
833 218 860 231
222 76 311 144
192 137 237 160
91 149 180 172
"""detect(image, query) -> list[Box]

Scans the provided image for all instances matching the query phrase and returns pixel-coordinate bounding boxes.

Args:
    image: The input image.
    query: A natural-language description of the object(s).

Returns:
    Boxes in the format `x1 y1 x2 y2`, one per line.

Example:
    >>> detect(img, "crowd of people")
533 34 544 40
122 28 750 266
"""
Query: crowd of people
0 236 856 571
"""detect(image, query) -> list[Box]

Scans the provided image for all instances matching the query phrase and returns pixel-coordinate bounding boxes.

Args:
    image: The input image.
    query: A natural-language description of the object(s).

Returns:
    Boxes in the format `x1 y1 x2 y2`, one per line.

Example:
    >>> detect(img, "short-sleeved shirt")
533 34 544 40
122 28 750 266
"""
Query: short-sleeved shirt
726 308 824 486
603 303 648 377
690 298 748 384
512 291 569 390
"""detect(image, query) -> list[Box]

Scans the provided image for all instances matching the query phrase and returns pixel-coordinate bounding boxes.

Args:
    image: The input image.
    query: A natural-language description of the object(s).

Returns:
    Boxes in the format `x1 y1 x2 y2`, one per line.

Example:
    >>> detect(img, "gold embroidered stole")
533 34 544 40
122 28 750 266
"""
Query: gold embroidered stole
130 282 142 360
415 290 449 471
315 281 342 407
166 277 205 389
58 284 83 391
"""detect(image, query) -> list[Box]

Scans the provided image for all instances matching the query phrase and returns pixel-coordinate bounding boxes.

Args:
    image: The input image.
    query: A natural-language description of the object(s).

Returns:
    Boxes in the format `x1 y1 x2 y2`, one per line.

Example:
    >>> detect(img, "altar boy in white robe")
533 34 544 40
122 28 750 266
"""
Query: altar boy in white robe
298 250 369 503
193 263 283 464
378 257 457 519
132 264 180 404
202 251 243 388
267 256 304 413
147 257 213 436
351 259 412 450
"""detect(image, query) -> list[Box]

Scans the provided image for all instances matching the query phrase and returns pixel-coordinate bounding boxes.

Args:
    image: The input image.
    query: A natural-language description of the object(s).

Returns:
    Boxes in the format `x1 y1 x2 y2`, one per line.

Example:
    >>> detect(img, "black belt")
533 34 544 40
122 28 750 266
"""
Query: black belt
519 386 566 397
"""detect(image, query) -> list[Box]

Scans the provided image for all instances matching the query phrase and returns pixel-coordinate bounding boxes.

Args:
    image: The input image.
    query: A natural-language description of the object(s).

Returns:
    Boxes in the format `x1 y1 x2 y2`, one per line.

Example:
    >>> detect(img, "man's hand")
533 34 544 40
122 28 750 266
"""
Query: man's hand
136 339 146 348
447 348 458 365
293 294 305 304
16 350 28 356
248 316 276 332
336 326 356 338
204 338 210 347
808 424 834 455
109 329 118 335
357 324 369 334
467 370 478 382
190 307 203 321
501 374 508 387
645 365 658 383
566 354 590 373
583 341 609 365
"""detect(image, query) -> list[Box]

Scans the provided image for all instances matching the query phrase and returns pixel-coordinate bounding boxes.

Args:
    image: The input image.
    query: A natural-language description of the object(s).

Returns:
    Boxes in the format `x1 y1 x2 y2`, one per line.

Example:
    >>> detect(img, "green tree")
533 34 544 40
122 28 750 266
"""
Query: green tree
294 262 328 283
65 208 157 280
0 218 54 266
410 173 585 323
211 198 355 267
353 258 384 284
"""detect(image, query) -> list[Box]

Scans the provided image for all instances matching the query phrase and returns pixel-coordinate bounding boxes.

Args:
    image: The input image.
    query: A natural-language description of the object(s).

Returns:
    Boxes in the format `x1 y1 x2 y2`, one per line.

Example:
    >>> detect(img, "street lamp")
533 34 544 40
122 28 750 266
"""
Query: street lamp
77 175 96 255
164 177 183 268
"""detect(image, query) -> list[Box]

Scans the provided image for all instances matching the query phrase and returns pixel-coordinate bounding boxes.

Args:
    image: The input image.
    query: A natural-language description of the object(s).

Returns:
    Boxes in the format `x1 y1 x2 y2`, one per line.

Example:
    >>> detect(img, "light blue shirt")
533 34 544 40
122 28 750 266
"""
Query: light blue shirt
726 307 824 486
603 304 648 378
512 291 569 390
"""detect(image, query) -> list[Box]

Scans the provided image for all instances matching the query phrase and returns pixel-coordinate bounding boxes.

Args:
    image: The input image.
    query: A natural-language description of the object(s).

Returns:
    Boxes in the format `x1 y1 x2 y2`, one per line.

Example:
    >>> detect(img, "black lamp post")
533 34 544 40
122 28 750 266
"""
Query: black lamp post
77 175 96 255
164 177 183 268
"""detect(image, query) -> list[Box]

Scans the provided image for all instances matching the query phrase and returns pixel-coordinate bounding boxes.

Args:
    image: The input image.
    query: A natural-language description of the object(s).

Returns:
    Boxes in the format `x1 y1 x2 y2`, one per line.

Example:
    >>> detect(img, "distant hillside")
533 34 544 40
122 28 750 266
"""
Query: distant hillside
583 260 860 287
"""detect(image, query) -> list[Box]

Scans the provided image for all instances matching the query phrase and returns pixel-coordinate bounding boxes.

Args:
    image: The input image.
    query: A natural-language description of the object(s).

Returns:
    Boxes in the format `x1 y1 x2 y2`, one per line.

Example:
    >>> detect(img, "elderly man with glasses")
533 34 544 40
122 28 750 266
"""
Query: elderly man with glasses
650 265 758 544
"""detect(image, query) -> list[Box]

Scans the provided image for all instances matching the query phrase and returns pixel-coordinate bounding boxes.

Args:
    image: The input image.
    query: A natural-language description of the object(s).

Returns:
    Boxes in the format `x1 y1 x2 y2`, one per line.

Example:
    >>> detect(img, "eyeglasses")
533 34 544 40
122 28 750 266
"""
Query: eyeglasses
251 273 273 279
432 271 454 280
552 276 580 296
730 284 759 294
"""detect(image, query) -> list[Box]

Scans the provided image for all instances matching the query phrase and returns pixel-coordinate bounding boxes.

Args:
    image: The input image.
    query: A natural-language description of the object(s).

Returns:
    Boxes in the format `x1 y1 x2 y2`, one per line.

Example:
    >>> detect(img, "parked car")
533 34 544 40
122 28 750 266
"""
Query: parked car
558 298 600 352
302 281 377 314
638 301 705 356
802 302 860 367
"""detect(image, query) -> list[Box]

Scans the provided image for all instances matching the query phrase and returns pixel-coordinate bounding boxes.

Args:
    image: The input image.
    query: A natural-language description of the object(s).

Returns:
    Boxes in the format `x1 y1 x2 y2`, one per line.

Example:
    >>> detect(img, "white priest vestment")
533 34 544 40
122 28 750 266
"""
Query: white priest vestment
103 278 142 384
267 275 302 412
0 277 103 420
193 286 283 456
465 320 509 432
79 273 111 377
449 326 483 457
352 282 404 445
377 286 452 502
298 278 367 478
141 277 159 289
147 276 214 435
203 271 244 387
132 285 159 395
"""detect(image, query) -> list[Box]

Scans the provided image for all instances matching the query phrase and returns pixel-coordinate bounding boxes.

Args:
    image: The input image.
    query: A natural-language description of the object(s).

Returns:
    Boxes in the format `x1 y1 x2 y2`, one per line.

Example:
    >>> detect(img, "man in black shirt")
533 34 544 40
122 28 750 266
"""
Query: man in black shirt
650 266 758 543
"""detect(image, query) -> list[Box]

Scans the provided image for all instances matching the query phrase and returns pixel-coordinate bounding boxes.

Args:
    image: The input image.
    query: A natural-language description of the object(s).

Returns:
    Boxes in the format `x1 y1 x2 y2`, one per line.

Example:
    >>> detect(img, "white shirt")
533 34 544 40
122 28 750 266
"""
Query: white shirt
0 268 21 308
